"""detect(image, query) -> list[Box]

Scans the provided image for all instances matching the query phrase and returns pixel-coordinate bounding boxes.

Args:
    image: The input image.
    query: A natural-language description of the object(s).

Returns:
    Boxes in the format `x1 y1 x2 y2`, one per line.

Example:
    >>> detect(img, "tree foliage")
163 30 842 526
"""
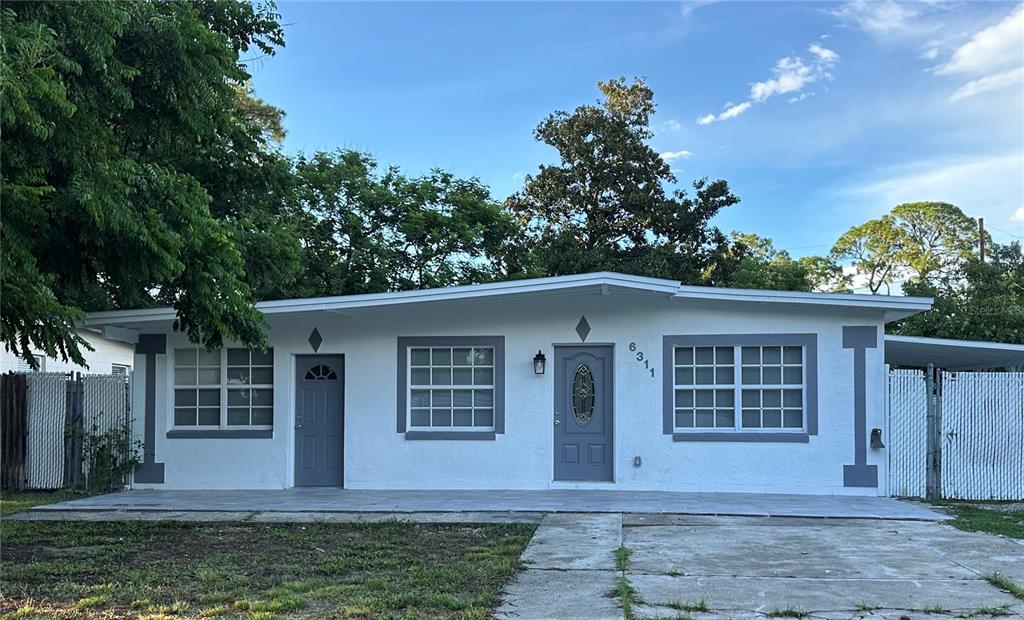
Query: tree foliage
1 1 296 367
505 77 739 283
714 233 842 292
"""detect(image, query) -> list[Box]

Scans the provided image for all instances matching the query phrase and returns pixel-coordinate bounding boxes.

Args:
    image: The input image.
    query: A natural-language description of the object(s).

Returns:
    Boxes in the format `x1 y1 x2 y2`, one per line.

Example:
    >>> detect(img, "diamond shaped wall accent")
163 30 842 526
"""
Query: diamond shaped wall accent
575 316 591 342
308 328 323 352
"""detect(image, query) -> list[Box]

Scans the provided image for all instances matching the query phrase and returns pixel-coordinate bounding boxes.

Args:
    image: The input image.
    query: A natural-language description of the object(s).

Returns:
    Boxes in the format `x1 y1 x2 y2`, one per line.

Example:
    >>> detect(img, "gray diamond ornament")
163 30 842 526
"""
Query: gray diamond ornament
575 316 591 342
308 328 323 352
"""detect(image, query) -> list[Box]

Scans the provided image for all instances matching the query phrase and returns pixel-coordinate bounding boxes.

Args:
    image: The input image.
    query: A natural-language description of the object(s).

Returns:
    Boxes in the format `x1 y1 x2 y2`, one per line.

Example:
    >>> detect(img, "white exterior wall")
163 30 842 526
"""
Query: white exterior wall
136 293 888 495
1 330 134 375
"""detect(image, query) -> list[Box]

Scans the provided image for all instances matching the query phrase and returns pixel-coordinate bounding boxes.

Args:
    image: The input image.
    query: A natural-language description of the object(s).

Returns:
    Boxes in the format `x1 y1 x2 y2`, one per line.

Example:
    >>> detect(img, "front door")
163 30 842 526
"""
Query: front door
554 346 613 481
294 355 344 486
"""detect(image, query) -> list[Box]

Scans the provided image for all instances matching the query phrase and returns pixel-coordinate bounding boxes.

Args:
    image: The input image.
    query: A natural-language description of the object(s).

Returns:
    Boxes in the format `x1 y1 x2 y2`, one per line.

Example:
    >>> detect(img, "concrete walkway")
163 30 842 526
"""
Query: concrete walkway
31 489 946 521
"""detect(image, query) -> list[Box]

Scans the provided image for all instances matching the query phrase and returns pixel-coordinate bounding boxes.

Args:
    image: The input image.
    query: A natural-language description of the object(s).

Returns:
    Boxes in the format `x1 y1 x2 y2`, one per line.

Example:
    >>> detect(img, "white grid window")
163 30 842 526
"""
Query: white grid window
673 344 804 432
408 347 494 430
173 348 273 428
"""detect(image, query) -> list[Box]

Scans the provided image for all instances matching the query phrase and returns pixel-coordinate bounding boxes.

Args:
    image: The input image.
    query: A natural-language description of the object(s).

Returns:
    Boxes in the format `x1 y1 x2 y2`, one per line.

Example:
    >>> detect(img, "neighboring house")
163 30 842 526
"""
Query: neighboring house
1 329 134 376
84 272 937 494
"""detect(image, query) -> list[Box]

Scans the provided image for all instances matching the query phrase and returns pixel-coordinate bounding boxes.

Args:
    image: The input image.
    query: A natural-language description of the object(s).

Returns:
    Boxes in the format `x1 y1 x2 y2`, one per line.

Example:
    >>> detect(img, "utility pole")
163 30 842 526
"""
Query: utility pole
979 218 986 263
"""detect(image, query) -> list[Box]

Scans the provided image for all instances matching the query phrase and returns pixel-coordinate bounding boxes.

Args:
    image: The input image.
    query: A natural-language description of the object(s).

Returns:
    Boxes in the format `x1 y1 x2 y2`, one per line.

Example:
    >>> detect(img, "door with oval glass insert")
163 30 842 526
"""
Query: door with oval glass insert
554 346 613 481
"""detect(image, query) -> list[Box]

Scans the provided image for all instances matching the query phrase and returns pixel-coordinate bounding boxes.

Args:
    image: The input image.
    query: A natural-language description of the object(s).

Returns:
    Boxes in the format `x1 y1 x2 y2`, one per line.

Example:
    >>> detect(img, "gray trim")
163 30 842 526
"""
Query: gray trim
662 333 819 440
842 325 879 488
166 429 273 439
396 336 505 439
405 431 497 441
134 334 166 483
672 432 809 443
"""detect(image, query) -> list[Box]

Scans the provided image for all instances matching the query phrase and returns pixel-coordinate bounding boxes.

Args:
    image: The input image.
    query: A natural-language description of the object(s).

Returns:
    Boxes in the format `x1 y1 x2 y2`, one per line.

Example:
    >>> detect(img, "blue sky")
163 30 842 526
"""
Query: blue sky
250 1 1024 256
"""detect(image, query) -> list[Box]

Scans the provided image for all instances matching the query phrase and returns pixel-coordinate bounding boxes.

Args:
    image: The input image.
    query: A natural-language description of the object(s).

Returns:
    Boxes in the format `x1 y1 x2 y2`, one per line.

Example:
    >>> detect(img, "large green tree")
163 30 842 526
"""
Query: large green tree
505 77 739 284
1 1 298 367
286 150 519 298
713 233 843 292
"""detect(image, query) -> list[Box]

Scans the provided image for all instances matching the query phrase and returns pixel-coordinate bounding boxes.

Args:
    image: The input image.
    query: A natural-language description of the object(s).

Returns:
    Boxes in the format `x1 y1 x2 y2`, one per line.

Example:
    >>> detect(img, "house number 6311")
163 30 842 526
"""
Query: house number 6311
629 342 655 378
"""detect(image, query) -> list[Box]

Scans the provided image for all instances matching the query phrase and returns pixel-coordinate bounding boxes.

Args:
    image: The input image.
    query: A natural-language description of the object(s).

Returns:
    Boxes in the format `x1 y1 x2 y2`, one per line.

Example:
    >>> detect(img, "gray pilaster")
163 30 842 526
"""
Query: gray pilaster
842 326 878 487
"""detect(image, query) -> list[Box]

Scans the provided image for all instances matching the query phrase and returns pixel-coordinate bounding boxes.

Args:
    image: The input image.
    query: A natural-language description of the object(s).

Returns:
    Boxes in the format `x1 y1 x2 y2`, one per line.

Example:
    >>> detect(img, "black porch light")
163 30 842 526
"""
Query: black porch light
533 350 547 375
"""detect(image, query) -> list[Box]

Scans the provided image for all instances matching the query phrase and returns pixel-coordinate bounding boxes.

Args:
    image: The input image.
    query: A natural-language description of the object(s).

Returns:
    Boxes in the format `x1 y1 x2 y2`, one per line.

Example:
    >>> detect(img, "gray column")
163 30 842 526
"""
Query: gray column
842 326 878 487
133 334 166 483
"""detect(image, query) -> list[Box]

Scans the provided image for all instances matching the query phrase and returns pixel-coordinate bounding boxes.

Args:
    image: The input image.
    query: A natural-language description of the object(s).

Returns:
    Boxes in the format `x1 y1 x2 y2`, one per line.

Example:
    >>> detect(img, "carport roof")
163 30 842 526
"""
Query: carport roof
885 335 1024 370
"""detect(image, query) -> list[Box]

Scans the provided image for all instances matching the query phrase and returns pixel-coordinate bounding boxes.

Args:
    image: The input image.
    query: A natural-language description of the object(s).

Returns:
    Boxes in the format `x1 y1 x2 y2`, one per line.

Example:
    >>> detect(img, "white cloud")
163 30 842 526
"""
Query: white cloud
937 6 1024 75
751 57 814 102
1012 206 1024 222
920 46 940 61
660 150 694 161
696 113 716 126
808 43 840 64
696 101 751 125
829 0 927 40
659 118 683 133
950 66 1024 101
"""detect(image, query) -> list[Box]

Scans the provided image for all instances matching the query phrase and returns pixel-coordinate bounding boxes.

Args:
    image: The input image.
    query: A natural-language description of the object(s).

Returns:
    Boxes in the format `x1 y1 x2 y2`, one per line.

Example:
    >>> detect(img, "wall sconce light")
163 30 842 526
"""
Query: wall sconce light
870 428 885 450
533 350 546 375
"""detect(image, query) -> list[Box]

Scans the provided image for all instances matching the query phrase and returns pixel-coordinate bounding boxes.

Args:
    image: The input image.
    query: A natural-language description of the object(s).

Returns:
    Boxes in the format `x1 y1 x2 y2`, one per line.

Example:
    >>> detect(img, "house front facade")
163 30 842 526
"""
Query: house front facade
85 272 932 495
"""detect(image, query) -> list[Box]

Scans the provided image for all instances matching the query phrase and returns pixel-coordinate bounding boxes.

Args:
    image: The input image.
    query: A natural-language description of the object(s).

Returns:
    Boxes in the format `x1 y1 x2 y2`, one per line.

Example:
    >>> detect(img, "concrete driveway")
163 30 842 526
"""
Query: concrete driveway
498 513 1024 620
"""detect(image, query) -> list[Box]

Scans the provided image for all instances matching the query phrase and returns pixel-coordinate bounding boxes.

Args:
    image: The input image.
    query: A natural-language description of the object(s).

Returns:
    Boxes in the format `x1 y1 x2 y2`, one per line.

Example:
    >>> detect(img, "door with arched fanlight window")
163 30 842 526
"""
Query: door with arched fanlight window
295 355 345 486
553 346 613 481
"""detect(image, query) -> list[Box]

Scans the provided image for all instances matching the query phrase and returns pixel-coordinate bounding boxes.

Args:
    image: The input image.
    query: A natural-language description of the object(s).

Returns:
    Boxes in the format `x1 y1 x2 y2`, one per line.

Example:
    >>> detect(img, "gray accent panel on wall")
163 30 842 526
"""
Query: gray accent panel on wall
662 333 818 441
396 336 505 438
842 325 879 488
135 334 167 484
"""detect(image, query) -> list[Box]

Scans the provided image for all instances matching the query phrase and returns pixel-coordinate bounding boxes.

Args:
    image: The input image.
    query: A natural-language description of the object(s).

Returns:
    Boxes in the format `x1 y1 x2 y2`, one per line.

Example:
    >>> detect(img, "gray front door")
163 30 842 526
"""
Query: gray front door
554 346 613 481
295 355 344 487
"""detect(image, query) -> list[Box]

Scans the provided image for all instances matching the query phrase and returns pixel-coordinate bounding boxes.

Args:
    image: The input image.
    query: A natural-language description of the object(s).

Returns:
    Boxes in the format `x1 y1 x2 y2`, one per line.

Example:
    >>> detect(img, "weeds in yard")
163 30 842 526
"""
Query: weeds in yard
923 604 948 614
616 574 641 620
941 504 1024 539
974 605 1013 617
615 544 632 571
985 573 1024 601
666 597 709 612
855 601 878 611
767 605 808 618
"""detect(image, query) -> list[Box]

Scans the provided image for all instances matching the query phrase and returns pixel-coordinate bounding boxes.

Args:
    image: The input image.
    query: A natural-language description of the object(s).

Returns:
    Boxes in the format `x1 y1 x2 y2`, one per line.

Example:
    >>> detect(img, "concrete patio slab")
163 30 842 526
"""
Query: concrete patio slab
8 509 543 524
31 489 948 521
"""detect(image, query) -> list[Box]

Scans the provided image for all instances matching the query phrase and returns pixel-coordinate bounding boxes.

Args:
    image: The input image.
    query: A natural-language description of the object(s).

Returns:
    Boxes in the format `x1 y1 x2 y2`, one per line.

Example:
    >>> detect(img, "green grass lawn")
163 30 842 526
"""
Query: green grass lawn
0 516 535 619
942 503 1024 539
1 490 86 518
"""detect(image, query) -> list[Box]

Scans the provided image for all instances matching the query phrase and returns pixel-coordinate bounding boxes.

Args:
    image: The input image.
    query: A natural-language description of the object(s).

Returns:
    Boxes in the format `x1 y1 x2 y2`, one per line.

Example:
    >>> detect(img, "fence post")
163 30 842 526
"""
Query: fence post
925 364 942 500
64 372 84 491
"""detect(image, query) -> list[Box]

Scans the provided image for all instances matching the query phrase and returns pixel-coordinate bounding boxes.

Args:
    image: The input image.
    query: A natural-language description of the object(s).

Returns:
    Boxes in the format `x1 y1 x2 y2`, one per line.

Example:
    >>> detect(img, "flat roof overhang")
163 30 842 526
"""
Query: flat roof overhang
885 335 1024 370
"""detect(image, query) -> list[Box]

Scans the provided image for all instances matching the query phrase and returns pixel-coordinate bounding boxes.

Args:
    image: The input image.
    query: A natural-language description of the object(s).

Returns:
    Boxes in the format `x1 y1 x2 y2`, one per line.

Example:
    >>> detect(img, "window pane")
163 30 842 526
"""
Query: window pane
431 390 452 407
675 410 694 428
716 389 734 407
675 368 693 385
431 409 452 427
453 389 473 407
695 347 714 364
227 407 249 426
174 408 196 426
742 409 761 428
674 347 693 365
474 408 493 427
251 407 273 425
715 367 735 385
473 348 494 365
227 367 250 385
741 367 760 384
198 407 220 426
431 368 452 385
198 368 220 384
763 390 781 407
762 367 782 385
452 348 473 366
174 389 196 407
411 390 431 407
716 409 734 427
783 346 802 364
175 348 197 366
675 389 693 407
763 409 782 427
783 367 802 384
741 347 760 364
453 409 473 426
248 368 272 385
227 349 249 366
410 368 430 385
474 389 493 407
695 409 714 427
742 390 760 407
473 367 494 385
783 410 803 428
452 368 473 385
763 347 782 364
432 348 451 365
197 349 220 365
410 349 431 366
715 346 734 364
198 389 220 406
411 409 430 426
174 368 196 385
783 389 802 407
695 367 715 385
251 350 273 365
695 389 714 407
251 389 272 407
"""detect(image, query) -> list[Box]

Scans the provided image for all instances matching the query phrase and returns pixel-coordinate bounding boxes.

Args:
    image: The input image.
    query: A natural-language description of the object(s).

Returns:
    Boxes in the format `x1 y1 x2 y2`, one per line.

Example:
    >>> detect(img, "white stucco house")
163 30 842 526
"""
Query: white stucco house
1 329 134 376
83 272 937 495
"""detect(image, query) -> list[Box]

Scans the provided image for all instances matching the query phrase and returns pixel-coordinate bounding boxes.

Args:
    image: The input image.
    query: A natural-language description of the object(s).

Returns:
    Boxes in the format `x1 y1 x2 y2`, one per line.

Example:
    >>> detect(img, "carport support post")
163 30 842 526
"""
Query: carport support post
924 364 942 500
